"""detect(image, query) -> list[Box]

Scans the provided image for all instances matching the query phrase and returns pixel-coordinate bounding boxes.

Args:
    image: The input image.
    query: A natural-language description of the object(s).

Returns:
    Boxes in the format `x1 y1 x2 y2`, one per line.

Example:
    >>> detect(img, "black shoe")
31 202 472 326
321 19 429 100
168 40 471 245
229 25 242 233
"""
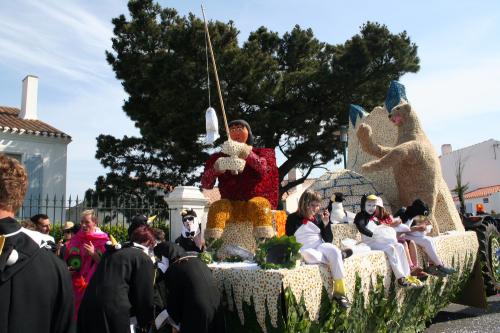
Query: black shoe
342 249 353 260
334 295 351 309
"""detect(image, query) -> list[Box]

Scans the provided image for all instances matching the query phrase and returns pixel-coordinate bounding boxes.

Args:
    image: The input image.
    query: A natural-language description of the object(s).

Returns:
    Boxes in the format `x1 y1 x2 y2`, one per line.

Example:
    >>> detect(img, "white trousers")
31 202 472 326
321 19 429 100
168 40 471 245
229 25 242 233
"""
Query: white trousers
300 243 345 280
366 240 410 279
405 234 442 266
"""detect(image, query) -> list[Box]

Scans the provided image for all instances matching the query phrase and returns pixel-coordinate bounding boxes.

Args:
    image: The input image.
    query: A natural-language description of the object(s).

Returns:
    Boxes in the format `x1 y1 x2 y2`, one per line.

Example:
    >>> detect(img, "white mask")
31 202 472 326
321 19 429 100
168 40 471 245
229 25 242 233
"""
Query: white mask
365 200 377 215
181 216 199 238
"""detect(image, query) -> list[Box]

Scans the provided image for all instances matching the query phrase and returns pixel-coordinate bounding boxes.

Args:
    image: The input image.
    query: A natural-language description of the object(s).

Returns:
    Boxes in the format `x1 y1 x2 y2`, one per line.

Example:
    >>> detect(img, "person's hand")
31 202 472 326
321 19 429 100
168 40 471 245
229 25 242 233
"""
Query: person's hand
412 224 427 232
391 219 401 227
221 140 251 158
321 209 330 225
238 144 252 159
83 241 95 256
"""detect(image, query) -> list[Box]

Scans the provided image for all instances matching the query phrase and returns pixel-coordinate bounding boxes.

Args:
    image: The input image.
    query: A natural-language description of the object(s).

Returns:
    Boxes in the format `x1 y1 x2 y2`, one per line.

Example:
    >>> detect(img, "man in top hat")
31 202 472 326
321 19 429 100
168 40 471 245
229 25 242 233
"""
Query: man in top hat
201 119 279 239
0 154 75 333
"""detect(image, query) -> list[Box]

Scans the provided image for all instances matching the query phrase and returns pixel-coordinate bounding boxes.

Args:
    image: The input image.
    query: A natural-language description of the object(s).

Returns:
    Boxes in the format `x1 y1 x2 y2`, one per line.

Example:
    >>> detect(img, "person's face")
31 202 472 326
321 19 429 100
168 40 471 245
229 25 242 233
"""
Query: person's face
81 215 96 233
229 124 249 143
182 216 196 231
36 218 51 234
63 230 74 240
306 201 321 217
365 200 377 215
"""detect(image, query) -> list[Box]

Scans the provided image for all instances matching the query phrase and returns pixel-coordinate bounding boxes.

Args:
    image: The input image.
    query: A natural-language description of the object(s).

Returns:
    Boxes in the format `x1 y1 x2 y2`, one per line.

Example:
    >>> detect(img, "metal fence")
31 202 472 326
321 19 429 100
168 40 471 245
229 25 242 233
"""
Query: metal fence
18 194 172 229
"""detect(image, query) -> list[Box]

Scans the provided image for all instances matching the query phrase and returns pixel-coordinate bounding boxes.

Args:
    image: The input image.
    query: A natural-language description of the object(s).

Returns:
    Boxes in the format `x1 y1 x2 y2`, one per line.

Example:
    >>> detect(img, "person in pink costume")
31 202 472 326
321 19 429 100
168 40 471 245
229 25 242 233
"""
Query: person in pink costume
65 209 109 319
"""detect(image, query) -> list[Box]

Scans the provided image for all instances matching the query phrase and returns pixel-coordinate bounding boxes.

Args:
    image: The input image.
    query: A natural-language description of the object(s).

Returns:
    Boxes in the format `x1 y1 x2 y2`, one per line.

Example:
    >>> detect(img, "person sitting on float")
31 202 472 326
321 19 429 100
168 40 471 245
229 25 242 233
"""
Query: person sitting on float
285 190 352 308
354 194 423 288
371 198 428 280
201 119 278 240
394 199 456 277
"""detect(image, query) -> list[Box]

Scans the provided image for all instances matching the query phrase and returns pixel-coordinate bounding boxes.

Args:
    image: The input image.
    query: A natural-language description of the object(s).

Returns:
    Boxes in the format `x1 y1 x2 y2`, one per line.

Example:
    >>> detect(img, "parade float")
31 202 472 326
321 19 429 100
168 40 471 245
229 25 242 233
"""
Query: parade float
196 10 496 331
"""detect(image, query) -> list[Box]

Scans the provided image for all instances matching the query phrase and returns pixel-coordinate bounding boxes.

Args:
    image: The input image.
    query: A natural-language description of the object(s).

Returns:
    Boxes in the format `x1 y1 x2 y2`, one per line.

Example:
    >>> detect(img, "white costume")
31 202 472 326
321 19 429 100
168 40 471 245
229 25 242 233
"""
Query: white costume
329 202 355 224
403 218 442 266
294 222 344 280
360 221 410 279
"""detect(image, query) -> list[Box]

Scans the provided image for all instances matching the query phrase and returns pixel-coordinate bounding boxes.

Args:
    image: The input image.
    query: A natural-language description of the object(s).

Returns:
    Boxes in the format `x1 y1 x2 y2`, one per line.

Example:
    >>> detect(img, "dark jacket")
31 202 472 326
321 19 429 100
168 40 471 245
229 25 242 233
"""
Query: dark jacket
0 217 75 333
155 242 225 333
285 212 333 243
175 235 203 253
78 244 155 333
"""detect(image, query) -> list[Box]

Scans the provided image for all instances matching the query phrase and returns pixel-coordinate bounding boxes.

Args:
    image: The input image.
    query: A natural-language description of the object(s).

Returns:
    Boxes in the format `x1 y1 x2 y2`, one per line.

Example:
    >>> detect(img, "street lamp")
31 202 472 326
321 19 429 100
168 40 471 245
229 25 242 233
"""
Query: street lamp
340 125 348 169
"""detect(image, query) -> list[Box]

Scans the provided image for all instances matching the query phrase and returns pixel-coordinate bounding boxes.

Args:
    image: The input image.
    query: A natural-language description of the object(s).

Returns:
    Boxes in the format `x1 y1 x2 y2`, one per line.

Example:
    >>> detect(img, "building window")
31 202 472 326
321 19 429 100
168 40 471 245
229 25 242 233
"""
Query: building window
4 153 22 162
483 198 489 204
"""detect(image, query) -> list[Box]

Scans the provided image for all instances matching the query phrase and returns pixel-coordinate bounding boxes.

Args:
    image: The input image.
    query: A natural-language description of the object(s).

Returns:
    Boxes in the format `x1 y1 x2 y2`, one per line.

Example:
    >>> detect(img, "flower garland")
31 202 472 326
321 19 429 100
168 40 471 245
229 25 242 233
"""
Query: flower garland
273 210 287 237
255 235 302 270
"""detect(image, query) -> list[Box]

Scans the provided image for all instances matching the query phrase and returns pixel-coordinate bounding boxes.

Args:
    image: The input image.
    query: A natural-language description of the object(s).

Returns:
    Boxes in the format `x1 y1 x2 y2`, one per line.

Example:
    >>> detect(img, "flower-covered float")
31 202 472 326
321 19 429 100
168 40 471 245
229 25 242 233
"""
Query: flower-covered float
198 76 490 332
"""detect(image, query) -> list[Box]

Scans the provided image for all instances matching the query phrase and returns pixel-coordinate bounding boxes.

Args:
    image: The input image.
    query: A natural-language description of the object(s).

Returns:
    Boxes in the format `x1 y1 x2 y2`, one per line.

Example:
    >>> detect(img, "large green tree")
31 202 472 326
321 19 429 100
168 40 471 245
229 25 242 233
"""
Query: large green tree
99 0 420 198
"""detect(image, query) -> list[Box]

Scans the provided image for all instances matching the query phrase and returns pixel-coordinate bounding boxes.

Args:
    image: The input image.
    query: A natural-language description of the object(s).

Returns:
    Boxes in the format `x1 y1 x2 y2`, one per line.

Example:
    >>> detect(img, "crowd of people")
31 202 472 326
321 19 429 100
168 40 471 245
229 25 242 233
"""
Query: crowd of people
1 147 456 332
0 154 223 333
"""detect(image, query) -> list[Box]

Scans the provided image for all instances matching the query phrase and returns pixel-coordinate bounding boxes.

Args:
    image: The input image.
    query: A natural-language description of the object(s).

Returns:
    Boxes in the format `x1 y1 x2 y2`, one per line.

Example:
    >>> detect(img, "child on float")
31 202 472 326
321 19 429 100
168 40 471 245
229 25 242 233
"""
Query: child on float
371 198 428 280
354 194 422 288
285 190 352 308
394 199 456 277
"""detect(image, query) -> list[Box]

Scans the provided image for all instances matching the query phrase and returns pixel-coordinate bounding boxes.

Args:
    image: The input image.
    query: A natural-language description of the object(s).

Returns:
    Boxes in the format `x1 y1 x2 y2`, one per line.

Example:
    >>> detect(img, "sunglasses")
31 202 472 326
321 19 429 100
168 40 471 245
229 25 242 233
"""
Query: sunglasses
182 216 195 223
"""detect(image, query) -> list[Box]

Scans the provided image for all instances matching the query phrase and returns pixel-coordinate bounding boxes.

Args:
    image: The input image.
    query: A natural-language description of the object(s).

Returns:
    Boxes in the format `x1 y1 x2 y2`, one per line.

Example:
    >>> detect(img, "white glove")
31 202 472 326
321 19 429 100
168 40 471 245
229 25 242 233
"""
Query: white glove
157 256 169 273
221 140 251 158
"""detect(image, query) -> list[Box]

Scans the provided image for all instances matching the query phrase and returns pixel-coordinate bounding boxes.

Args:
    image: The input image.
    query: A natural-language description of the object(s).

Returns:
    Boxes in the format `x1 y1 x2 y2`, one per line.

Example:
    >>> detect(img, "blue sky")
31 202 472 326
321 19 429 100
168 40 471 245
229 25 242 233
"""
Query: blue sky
1 0 499 197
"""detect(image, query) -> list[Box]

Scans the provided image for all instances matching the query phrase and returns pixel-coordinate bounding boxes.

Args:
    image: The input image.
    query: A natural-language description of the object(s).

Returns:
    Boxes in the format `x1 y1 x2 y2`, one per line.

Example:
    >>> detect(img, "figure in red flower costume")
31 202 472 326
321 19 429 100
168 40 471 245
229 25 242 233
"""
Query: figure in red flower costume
201 120 278 240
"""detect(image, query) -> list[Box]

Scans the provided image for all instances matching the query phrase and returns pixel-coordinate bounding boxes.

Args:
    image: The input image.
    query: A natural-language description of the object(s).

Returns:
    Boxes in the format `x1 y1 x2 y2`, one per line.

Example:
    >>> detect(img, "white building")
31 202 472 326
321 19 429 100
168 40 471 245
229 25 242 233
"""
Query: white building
0 75 71 220
439 139 500 214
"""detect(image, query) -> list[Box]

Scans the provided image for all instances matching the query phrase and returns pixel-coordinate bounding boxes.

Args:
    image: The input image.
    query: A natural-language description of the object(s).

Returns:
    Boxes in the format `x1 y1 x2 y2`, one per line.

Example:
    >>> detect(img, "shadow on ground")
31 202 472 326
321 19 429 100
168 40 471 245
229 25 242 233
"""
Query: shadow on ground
425 295 500 332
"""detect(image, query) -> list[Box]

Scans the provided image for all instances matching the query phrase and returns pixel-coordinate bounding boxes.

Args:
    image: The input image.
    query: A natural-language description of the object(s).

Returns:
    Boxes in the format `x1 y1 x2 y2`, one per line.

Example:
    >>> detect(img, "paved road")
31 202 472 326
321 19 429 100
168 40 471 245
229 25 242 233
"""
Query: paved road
425 295 500 333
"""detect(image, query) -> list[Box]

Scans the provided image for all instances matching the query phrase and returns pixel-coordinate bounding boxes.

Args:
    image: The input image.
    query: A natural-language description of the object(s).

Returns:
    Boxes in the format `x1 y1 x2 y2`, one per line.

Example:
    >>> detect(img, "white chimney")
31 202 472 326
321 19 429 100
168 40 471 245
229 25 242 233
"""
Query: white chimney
441 144 452 155
19 75 38 120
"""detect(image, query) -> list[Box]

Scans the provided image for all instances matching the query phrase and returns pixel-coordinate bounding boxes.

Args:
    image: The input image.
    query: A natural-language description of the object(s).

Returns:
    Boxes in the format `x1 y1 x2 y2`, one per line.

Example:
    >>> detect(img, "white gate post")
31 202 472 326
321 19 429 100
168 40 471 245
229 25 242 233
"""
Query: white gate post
164 186 209 242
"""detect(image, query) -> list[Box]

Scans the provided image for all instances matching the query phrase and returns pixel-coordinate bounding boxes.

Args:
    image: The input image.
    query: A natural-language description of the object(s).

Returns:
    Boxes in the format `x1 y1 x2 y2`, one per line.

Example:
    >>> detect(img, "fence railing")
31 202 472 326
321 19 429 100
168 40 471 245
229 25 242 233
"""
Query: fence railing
19 194 172 230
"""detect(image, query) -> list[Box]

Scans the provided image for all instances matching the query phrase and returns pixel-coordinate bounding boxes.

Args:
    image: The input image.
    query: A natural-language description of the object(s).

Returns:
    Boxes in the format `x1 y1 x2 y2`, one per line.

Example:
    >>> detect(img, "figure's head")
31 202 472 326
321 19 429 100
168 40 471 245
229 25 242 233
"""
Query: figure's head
298 190 322 218
80 209 97 233
361 194 379 215
128 215 148 238
130 225 156 249
0 154 28 214
327 192 344 214
405 199 430 220
62 221 76 240
31 214 51 234
388 102 412 126
180 208 199 238
229 119 254 144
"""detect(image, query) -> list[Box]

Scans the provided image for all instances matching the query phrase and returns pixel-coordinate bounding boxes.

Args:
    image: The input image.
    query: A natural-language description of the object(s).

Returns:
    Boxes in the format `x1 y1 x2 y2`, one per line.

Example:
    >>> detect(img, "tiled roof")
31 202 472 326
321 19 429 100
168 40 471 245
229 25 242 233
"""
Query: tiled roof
0 106 71 139
453 185 500 201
